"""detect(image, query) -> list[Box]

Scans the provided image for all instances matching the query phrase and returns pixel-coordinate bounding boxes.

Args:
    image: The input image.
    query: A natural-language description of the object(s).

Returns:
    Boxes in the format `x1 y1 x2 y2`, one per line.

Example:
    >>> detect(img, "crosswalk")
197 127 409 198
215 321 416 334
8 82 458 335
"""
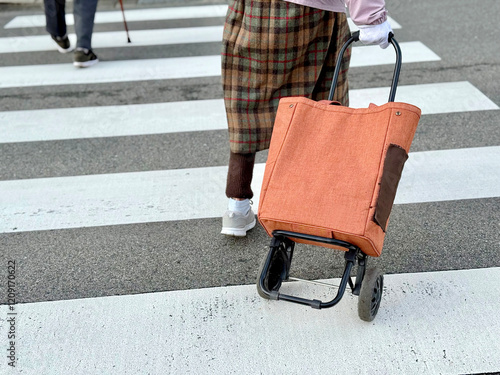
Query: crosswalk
2 5 401 30
0 3 499 374
0 43 441 88
1 146 499 233
1 82 496 143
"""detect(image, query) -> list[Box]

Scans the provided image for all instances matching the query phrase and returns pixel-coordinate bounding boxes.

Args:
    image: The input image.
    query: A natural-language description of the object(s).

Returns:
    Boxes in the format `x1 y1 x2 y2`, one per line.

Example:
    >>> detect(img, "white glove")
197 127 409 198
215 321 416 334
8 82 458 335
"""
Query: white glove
358 20 393 49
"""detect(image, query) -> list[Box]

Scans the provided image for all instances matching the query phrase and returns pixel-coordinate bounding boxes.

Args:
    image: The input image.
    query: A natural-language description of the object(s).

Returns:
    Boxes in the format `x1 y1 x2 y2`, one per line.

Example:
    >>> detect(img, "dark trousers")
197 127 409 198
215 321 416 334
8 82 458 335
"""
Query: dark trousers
44 0 99 49
225 152 256 199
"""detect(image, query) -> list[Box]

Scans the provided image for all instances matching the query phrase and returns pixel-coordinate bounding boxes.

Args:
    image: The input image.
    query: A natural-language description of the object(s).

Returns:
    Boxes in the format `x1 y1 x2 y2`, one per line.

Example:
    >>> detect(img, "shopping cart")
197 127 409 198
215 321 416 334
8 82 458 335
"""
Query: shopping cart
256 32 421 321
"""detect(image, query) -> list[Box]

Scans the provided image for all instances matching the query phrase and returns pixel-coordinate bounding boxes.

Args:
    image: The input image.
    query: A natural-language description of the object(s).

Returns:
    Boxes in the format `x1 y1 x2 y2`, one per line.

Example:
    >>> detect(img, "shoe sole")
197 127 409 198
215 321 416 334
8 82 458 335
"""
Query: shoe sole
73 58 99 68
221 217 256 237
56 45 74 54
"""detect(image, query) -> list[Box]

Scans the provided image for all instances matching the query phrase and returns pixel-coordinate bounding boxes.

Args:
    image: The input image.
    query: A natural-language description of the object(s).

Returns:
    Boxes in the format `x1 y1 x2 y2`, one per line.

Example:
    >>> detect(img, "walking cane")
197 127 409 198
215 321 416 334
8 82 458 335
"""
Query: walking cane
118 0 131 43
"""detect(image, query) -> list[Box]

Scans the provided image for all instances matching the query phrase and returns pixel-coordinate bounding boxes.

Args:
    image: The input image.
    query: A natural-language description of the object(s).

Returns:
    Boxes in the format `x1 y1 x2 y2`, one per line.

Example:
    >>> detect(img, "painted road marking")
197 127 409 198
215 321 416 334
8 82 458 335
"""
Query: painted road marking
2 267 499 374
1 82 496 143
0 26 225 54
0 23 409 54
3 6 400 30
0 42 439 89
3 5 229 29
0 99 227 143
1 146 499 233
349 81 499 113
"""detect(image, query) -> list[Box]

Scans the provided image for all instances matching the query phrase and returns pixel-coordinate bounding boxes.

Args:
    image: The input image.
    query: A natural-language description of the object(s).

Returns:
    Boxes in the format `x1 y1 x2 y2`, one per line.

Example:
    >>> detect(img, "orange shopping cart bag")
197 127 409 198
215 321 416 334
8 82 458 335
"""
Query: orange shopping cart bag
258 33 421 258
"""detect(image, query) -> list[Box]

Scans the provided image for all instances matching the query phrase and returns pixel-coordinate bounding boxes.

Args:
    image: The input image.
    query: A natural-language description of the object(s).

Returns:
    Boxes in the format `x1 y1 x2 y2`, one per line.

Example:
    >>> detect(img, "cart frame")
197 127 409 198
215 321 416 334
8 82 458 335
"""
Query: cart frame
256 31 401 321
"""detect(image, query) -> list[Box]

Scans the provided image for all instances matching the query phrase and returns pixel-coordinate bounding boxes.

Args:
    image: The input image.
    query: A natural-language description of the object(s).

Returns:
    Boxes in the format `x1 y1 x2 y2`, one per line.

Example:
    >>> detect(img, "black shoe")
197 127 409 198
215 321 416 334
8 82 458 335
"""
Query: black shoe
51 34 73 54
73 48 99 68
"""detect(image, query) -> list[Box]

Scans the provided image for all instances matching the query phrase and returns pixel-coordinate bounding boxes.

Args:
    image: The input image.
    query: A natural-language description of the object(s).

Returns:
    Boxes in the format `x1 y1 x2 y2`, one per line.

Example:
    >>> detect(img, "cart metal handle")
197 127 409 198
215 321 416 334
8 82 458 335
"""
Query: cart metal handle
328 31 402 103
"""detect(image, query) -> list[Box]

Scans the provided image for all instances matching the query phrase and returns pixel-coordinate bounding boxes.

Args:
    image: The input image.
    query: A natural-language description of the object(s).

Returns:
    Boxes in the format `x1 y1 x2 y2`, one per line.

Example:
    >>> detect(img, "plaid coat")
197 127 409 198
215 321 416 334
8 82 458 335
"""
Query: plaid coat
222 0 351 154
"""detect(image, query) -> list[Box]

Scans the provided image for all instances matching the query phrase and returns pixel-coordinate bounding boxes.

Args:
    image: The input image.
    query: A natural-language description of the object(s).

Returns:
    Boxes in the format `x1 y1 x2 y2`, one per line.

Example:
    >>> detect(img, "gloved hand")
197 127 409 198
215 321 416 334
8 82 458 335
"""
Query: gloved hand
358 20 393 49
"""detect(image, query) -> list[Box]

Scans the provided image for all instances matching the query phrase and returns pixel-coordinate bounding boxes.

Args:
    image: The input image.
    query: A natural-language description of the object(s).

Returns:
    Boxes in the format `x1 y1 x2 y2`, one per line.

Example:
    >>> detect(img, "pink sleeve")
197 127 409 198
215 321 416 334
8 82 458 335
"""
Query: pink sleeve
345 0 387 26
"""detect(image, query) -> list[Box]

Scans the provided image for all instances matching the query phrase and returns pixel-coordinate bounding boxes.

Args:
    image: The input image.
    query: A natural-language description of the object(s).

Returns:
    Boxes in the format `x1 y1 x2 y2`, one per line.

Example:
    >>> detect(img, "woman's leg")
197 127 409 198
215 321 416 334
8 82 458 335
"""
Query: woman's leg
220 1 348 236
225 152 256 199
221 151 256 236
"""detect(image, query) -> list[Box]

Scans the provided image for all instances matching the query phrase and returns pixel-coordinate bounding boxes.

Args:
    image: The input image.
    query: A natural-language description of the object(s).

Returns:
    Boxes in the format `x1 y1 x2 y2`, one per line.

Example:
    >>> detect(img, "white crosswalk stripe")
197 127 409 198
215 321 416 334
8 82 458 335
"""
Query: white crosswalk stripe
1 4 499 374
1 16 402 54
0 55 221 88
3 7 401 30
3 5 230 28
1 81 496 143
0 42 440 89
1 267 498 374
0 26 226 53
1 146 499 233
0 19 405 54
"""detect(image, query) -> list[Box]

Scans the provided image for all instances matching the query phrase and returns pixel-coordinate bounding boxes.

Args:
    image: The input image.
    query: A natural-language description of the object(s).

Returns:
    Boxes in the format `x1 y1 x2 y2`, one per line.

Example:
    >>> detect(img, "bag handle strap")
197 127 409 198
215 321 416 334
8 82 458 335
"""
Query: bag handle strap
328 31 402 103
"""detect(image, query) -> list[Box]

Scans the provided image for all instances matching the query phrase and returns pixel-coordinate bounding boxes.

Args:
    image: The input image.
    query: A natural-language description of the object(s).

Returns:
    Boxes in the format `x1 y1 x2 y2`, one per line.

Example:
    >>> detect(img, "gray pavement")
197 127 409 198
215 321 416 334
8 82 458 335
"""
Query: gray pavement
1 0 500 373
0 0 499 308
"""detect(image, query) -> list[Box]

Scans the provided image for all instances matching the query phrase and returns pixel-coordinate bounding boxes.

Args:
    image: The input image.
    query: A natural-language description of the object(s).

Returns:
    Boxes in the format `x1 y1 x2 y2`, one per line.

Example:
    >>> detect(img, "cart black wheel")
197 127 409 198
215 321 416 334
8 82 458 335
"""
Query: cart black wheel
358 267 384 322
256 240 294 299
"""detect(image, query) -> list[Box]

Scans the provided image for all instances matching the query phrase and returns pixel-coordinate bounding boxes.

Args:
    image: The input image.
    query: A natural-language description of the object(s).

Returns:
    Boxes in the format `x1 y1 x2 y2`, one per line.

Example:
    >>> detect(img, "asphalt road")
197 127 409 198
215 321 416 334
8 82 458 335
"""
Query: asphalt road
0 0 499 308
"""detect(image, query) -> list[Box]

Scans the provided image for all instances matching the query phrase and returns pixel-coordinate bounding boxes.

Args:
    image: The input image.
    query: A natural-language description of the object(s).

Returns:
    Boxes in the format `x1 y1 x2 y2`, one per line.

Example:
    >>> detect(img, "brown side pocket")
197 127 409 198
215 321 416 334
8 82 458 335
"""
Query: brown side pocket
373 144 409 231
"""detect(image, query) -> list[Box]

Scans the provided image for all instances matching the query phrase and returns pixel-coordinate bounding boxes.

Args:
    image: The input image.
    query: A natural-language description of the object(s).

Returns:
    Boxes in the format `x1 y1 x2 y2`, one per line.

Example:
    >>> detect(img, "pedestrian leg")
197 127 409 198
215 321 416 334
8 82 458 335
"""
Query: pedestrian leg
43 0 67 38
225 152 256 200
73 0 98 49
222 151 257 236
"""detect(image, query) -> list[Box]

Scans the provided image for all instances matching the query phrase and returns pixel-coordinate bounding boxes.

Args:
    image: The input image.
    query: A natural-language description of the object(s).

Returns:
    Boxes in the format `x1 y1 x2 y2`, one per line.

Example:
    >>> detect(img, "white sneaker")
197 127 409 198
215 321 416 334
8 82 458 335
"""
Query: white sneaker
221 209 256 237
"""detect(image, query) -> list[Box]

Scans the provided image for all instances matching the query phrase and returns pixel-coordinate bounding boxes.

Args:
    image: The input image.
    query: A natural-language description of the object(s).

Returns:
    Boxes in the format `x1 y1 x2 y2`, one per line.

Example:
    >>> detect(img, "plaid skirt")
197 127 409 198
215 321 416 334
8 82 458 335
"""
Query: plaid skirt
222 0 351 154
